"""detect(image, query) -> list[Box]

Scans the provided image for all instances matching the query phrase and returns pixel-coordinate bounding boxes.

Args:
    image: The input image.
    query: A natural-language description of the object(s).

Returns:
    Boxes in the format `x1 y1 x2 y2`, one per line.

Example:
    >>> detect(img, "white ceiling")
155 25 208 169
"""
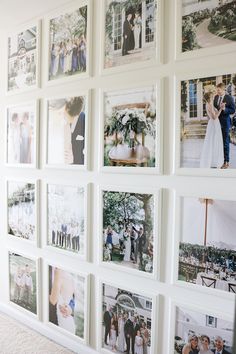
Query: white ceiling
0 0 71 30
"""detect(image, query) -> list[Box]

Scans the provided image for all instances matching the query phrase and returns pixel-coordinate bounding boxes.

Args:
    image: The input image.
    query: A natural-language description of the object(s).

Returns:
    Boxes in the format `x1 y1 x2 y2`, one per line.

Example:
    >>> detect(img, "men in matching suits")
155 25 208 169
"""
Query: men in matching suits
211 335 230 354
103 306 113 345
214 83 235 169
124 316 134 354
122 14 132 56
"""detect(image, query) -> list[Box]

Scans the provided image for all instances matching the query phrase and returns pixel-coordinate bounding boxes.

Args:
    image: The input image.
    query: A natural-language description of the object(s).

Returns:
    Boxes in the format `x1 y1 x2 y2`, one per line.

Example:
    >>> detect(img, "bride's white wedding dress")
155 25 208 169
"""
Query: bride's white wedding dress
200 102 224 168
123 233 131 262
57 294 76 334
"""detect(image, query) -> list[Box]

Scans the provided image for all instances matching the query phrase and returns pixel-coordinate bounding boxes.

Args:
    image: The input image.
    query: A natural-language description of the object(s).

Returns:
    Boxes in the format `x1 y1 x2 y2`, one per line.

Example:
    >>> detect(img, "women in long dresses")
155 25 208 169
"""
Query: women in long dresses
9 113 20 163
200 92 224 168
140 322 149 354
20 112 32 164
118 314 126 352
134 330 144 354
133 13 142 50
123 228 131 262
78 35 86 71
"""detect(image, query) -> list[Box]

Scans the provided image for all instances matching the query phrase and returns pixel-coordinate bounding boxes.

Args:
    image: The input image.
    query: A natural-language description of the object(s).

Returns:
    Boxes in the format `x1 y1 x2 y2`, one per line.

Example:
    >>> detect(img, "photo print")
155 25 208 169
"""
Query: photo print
7 102 37 166
174 306 233 353
49 4 88 80
47 184 85 255
182 0 236 53
47 95 86 167
104 86 157 168
178 197 236 293
49 265 86 339
180 73 236 169
8 24 39 91
8 181 36 243
104 0 157 68
102 283 153 353
9 252 37 315
103 190 155 274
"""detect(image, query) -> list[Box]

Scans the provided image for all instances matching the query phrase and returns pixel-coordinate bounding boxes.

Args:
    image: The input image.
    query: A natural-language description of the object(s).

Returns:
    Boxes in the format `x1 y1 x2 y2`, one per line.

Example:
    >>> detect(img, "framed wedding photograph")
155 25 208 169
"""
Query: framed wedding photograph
175 70 236 177
7 180 38 245
98 185 160 279
171 302 234 354
97 280 157 354
6 101 38 168
45 0 91 85
44 182 88 259
8 251 40 318
101 0 161 74
45 92 89 170
175 0 236 60
46 262 89 344
100 83 161 174
173 193 236 296
7 20 40 93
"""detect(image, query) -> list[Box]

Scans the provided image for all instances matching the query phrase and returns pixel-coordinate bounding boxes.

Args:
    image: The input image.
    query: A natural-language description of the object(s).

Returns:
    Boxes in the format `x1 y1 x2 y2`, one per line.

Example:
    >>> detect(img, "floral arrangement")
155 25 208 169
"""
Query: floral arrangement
105 107 156 143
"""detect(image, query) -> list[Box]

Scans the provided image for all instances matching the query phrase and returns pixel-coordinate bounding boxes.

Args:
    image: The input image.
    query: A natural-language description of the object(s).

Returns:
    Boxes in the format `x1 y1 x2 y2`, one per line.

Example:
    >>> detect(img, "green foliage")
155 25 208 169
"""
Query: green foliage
182 16 197 52
181 81 188 113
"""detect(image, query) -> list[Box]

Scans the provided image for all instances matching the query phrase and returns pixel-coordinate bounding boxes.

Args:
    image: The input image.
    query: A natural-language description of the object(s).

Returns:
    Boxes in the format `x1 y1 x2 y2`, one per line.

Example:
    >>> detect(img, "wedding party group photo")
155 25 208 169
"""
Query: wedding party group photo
46 95 86 167
49 4 87 80
178 197 236 293
7 181 36 243
104 0 157 68
9 252 37 315
180 73 236 169
102 283 153 354
102 190 155 274
103 86 157 169
182 0 236 53
7 102 36 166
49 265 86 339
174 306 234 354
47 184 85 255
8 25 38 91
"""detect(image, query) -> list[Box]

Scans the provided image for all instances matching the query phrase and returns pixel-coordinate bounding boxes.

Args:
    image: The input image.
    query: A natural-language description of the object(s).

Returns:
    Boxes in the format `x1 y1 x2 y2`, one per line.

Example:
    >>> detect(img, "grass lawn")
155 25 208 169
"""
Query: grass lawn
208 23 236 41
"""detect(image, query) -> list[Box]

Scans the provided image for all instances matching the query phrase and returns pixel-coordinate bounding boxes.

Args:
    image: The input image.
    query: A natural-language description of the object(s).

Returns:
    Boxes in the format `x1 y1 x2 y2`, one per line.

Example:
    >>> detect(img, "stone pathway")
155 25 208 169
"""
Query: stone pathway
196 18 232 48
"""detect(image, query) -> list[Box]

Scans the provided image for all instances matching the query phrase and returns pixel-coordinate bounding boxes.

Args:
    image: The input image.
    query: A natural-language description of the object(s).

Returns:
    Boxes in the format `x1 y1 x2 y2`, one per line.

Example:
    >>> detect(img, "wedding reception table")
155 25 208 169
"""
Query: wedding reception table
196 272 236 292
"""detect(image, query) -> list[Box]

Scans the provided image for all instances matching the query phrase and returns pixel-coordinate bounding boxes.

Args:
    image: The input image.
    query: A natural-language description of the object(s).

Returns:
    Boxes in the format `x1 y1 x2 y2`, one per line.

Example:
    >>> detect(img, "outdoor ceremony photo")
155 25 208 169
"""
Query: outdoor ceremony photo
180 73 236 169
178 197 236 294
47 184 85 255
102 190 155 274
103 86 157 168
7 102 37 166
7 181 36 243
9 252 38 315
104 0 157 69
182 0 236 53
46 95 86 167
8 24 39 91
48 265 86 340
102 283 153 354
48 4 87 81
174 306 234 354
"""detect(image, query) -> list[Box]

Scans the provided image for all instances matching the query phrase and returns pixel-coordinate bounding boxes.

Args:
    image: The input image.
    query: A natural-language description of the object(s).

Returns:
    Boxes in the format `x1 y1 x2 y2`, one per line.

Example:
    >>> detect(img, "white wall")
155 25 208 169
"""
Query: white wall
0 1 235 353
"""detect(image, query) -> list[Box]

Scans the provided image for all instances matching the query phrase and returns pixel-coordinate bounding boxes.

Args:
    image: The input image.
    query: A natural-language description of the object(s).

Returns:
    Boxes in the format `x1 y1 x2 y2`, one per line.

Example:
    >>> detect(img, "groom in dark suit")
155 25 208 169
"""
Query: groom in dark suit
211 335 230 354
214 82 235 169
122 14 132 56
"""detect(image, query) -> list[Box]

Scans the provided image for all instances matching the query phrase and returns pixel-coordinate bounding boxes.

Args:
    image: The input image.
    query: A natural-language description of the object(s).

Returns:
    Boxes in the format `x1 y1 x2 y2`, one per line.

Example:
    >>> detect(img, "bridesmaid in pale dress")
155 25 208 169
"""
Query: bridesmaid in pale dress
140 322 149 354
118 314 126 352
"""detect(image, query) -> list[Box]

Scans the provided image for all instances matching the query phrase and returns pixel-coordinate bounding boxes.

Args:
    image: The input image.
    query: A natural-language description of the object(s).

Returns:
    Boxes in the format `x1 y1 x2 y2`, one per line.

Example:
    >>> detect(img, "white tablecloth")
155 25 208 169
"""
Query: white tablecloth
196 272 236 292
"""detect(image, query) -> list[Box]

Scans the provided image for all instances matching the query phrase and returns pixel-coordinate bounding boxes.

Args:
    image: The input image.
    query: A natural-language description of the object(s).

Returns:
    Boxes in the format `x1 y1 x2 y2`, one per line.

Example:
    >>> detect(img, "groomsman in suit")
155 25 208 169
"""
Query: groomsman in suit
104 306 113 345
122 14 132 56
124 315 134 354
211 335 230 354
214 83 235 169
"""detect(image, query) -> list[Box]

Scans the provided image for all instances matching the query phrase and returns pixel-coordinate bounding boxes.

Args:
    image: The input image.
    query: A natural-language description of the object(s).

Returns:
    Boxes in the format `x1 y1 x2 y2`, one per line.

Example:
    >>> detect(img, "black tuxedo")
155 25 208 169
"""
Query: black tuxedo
213 93 235 163
124 319 134 354
211 349 230 354
71 111 85 165
103 310 112 344
122 19 132 56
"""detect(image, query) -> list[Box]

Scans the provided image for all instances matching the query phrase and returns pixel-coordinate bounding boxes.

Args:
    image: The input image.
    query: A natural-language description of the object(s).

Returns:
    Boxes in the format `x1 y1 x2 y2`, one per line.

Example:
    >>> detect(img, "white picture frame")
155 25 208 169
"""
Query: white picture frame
169 300 234 354
41 180 90 261
5 100 39 169
97 185 161 280
44 260 90 346
6 178 39 247
174 67 236 177
6 20 41 95
99 81 163 175
175 0 236 61
100 0 162 76
172 190 236 299
8 249 41 320
44 90 90 171
44 0 92 87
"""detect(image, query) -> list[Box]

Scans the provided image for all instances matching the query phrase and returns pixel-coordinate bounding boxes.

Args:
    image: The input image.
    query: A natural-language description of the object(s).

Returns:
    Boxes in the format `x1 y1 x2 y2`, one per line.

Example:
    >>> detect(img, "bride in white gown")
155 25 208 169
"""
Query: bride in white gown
118 314 126 352
200 92 224 168
123 227 131 262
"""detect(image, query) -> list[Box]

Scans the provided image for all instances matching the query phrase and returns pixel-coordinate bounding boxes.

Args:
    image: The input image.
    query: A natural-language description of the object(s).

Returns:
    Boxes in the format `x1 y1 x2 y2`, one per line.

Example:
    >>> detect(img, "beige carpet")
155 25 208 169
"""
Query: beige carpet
0 313 75 354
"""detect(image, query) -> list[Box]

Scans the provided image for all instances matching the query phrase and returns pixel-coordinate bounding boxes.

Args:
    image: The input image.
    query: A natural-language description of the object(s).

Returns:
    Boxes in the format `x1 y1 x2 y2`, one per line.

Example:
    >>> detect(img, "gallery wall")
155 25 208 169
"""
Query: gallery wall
0 0 235 353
